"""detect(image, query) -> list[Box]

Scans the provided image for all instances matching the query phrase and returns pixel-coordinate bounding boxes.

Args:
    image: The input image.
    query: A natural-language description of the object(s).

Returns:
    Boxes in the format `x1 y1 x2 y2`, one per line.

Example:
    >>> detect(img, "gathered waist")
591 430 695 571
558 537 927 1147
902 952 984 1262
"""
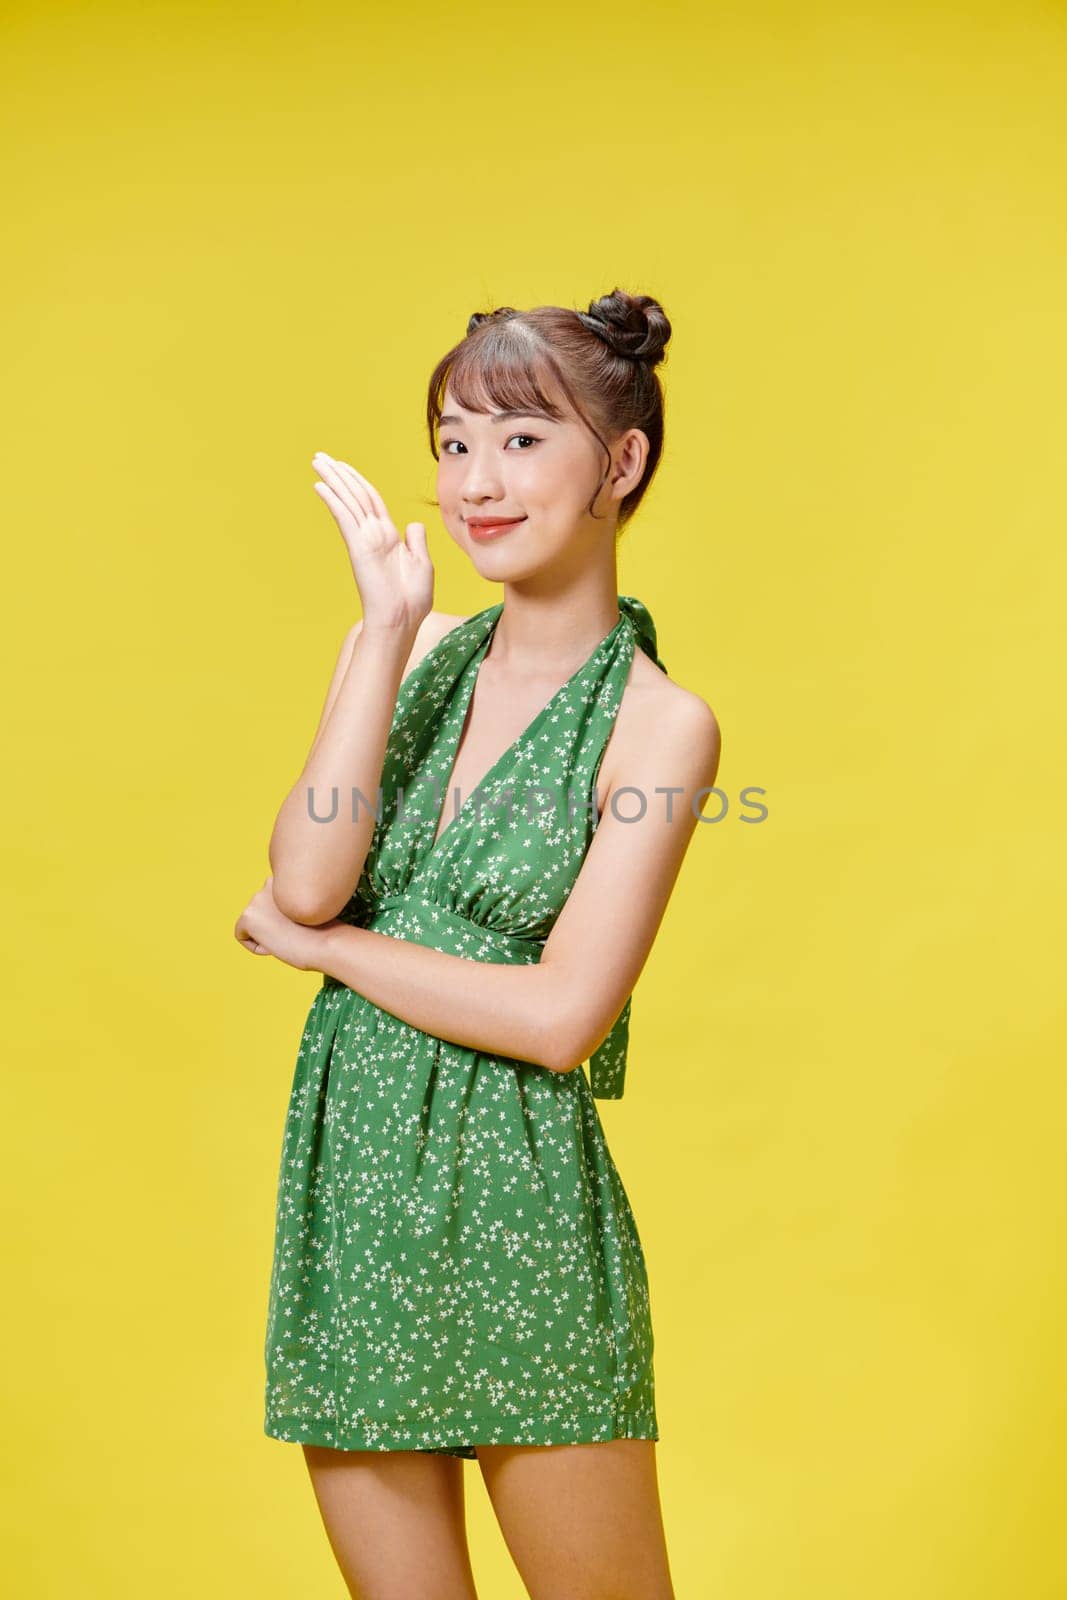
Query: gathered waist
319 888 630 1101
321 891 547 990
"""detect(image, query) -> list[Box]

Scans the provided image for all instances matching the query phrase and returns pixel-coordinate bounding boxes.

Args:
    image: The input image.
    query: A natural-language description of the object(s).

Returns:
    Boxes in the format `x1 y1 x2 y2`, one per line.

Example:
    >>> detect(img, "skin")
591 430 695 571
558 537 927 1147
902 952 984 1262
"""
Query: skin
237 376 721 1599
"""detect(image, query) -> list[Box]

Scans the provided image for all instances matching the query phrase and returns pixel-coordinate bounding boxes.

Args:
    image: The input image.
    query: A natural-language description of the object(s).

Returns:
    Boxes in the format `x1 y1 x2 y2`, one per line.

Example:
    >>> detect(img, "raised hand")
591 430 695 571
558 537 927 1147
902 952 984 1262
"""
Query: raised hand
312 451 434 633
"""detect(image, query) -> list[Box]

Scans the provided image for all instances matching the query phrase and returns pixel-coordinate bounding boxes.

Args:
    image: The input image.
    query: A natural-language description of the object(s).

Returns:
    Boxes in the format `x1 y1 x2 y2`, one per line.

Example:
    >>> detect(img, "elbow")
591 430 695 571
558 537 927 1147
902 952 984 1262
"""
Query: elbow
542 1002 629 1080
534 969 624 1078
544 1048 584 1079
537 1001 594 1079
268 837 362 927
271 877 348 927
551 1052 586 1079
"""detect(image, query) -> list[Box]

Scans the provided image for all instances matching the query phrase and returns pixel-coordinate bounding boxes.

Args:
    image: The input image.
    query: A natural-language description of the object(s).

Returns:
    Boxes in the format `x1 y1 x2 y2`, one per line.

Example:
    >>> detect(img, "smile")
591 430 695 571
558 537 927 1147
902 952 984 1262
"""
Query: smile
467 517 527 543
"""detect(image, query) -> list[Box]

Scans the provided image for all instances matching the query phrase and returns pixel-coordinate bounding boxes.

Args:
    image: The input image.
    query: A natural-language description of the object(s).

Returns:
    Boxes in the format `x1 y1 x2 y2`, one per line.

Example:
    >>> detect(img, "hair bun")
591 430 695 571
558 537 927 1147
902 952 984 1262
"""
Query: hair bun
578 289 671 368
466 306 519 336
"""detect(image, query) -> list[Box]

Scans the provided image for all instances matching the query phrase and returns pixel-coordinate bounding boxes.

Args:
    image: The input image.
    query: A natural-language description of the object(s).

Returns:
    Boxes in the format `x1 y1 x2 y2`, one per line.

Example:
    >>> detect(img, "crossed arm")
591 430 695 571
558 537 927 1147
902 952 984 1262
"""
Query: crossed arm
268 693 722 1076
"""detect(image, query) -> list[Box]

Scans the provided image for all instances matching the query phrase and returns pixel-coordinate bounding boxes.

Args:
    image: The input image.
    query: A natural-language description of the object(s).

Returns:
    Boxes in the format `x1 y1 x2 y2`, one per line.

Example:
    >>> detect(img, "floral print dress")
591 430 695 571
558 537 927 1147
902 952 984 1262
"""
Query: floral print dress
263 595 668 1457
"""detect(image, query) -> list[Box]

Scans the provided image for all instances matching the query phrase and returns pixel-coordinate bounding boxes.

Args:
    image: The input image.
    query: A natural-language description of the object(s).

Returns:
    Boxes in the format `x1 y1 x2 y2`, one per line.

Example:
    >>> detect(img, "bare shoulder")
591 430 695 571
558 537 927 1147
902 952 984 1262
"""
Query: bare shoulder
402 610 471 682
417 609 472 648
308 610 473 760
598 648 722 807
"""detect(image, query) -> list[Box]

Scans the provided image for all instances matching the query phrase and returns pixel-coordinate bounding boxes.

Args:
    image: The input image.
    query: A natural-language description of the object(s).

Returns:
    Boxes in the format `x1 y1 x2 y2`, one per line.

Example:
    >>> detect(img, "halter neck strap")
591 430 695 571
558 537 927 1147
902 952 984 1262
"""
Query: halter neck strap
618 594 668 675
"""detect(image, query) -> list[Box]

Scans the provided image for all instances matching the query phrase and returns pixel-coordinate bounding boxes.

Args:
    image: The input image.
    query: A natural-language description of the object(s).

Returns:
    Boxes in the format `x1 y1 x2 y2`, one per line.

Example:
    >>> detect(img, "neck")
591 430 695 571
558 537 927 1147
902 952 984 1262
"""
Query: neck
486 573 623 678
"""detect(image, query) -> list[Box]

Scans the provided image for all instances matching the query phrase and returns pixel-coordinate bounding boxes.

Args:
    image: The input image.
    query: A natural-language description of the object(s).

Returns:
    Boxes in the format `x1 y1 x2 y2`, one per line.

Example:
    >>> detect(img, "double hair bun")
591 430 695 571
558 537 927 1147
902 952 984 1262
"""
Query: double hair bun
465 290 671 369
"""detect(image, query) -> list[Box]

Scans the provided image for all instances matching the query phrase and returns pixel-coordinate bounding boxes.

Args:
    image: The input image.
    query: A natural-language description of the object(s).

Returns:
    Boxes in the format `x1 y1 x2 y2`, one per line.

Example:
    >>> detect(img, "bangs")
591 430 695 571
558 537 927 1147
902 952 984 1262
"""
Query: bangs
428 327 571 451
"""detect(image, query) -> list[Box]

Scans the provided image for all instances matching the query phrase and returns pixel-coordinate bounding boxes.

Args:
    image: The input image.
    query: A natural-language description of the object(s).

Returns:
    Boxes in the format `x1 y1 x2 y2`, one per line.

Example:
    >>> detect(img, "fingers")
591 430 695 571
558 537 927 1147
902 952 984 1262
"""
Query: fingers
235 899 264 951
404 522 431 562
329 456 391 523
313 452 394 532
314 452 374 524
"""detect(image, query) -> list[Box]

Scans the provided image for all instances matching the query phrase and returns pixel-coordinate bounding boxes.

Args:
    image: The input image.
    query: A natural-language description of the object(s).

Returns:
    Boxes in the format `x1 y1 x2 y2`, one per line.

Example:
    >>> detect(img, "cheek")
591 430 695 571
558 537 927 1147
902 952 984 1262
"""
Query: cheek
436 463 461 510
537 445 594 495
511 451 570 500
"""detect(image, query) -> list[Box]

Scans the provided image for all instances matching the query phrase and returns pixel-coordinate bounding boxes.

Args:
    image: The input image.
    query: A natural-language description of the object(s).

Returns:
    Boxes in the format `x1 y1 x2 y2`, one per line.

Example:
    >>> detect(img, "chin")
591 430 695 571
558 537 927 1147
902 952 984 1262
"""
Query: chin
467 547 531 574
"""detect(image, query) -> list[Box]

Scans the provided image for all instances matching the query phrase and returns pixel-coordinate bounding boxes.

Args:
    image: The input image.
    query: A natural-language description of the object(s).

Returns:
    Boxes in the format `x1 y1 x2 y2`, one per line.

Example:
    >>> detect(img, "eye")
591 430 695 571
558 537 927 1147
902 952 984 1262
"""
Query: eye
439 433 541 455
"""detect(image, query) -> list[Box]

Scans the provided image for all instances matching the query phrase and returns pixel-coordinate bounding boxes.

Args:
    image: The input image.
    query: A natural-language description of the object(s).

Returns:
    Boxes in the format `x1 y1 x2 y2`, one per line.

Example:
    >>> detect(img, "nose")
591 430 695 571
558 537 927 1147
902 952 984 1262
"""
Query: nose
456 444 507 507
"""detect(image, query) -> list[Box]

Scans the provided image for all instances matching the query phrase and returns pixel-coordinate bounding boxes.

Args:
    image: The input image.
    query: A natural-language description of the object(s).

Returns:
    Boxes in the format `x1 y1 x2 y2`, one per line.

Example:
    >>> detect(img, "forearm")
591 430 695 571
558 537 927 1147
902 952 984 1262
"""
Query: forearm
314 923 578 1075
269 623 418 922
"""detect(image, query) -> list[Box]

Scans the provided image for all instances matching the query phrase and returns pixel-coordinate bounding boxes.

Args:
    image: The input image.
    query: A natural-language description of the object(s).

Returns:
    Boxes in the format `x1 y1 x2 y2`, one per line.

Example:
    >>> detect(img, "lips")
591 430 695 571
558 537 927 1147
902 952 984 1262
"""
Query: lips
467 516 527 543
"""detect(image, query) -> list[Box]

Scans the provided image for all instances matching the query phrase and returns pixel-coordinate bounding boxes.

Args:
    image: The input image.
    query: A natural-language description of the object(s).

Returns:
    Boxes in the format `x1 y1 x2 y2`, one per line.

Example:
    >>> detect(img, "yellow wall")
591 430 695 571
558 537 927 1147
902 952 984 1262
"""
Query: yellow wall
2 1 1064 1594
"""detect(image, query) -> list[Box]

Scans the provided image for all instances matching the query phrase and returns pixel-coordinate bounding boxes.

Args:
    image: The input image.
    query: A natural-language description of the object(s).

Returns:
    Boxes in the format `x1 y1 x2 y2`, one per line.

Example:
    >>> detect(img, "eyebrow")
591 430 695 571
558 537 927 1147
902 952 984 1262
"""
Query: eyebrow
438 409 557 427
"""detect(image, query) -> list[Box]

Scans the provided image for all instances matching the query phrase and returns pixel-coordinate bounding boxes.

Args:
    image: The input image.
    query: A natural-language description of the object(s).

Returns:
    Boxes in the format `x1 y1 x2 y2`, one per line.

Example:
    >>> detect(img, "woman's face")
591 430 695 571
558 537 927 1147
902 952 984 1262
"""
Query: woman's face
435 381 646 578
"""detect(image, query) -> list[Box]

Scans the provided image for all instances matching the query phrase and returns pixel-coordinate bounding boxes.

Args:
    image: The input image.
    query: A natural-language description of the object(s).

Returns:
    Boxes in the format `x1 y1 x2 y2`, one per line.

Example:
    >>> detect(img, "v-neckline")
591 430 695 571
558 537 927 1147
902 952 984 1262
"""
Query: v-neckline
425 605 627 860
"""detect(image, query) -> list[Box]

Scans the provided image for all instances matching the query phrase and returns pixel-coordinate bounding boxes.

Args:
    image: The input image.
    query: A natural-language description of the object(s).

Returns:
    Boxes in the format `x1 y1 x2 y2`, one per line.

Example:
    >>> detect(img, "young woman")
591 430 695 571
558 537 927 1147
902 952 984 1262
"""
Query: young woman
235 289 721 1600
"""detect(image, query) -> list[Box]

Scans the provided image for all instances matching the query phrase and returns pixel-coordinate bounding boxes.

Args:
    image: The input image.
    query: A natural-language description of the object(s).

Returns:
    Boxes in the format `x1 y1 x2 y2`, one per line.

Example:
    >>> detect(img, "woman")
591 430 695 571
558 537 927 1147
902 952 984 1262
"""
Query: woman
236 289 721 1600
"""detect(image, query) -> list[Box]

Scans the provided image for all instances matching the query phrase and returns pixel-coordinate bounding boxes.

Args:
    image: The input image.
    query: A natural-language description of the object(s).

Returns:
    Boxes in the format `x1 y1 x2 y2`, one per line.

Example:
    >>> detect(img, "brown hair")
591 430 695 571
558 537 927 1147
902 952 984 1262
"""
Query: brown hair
425 288 672 534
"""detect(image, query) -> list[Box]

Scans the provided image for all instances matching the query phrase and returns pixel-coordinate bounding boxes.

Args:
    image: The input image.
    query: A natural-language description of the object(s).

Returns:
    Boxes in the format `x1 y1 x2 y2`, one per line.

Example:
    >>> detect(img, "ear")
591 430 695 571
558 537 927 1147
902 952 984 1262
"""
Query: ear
610 428 650 498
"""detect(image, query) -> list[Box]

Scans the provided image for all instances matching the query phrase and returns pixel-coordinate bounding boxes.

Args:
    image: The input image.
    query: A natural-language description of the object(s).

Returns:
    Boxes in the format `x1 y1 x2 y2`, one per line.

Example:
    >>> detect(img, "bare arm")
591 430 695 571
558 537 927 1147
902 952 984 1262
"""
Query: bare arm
268 617 421 925
302 619 365 769
536 693 721 1070
266 451 434 924
305 693 722 1072
315 926 574 1068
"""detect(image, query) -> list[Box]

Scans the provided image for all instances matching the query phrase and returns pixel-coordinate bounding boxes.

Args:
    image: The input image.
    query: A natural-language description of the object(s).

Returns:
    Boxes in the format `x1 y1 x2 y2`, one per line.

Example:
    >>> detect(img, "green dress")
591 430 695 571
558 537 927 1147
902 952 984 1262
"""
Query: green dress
264 594 668 1456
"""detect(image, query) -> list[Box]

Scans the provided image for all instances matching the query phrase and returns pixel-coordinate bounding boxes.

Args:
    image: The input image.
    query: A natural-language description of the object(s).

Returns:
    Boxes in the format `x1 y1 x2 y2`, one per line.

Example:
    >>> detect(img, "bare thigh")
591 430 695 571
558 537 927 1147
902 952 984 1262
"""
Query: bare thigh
302 1445 479 1600
476 1439 675 1600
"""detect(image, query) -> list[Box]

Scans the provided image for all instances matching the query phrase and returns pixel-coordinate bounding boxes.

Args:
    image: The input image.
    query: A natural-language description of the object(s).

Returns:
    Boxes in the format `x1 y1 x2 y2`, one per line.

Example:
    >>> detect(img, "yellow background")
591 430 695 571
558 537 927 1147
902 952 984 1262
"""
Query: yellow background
3 1 1064 1594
